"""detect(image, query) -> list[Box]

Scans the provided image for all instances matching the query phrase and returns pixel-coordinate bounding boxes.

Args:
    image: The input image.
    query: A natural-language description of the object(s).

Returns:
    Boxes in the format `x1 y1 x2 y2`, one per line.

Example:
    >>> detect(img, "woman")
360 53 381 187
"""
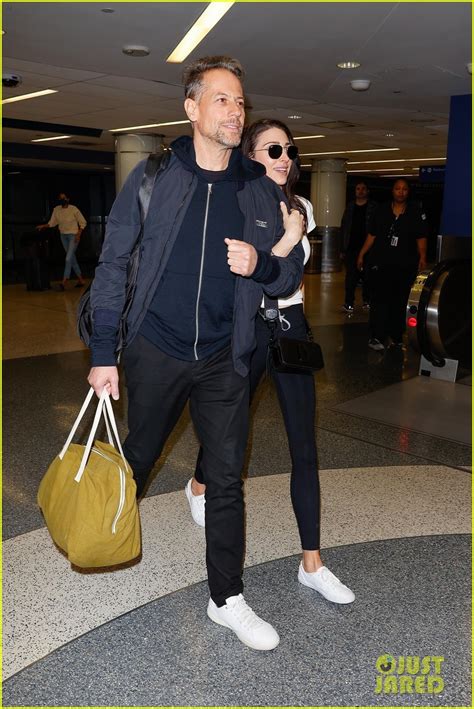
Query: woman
37 191 87 290
357 179 428 351
186 119 354 605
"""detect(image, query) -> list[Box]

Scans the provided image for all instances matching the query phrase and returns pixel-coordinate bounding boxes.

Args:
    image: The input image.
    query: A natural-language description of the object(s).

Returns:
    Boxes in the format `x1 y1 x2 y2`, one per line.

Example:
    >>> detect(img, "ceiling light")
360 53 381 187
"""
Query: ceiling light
167 2 235 63
300 148 400 157
346 170 372 173
2 89 58 105
1 30 5 35
294 135 325 140
350 79 371 91
122 45 150 57
300 164 312 167
101 8 115 12
287 115 302 120
380 174 415 178
337 61 361 69
467 62 472 75
385 133 394 137
373 167 404 172
31 135 71 143
347 157 446 165
110 119 190 132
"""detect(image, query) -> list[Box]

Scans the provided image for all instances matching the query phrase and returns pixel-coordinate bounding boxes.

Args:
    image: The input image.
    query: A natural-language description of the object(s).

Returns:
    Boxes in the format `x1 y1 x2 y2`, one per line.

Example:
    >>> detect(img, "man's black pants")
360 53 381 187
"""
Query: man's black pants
369 264 418 342
344 251 371 306
122 335 249 607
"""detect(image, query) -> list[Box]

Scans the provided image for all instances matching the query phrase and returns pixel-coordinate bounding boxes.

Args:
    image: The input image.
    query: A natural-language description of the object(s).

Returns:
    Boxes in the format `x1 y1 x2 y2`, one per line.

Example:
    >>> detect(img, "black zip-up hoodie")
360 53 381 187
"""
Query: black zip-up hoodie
89 136 304 375
139 137 259 361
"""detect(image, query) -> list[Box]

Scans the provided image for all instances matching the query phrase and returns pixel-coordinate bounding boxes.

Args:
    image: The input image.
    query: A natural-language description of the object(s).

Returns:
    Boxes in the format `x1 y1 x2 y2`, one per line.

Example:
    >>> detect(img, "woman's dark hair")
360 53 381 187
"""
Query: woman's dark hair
241 119 307 228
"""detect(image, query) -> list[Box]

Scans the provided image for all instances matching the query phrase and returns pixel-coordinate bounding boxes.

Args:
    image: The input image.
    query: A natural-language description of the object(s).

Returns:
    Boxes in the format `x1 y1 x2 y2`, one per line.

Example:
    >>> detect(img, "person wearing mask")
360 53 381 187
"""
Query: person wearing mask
186 119 355 606
37 191 87 290
340 181 377 312
87 57 304 652
357 178 428 351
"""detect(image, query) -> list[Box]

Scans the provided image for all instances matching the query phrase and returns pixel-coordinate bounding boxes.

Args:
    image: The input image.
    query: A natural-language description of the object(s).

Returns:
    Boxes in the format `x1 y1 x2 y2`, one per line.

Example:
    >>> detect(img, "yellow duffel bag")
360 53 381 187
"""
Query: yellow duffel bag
38 388 141 569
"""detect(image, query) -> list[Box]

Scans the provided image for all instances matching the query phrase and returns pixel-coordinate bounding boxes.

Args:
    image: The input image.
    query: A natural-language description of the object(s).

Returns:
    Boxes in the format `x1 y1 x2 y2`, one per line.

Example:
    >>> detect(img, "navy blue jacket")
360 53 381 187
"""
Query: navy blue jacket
90 136 304 376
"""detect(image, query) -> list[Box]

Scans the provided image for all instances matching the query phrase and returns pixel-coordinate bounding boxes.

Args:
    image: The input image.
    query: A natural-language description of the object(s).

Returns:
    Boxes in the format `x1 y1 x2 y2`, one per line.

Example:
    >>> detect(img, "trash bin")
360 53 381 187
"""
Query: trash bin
319 226 342 273
21 230 51 291
305 235 323 274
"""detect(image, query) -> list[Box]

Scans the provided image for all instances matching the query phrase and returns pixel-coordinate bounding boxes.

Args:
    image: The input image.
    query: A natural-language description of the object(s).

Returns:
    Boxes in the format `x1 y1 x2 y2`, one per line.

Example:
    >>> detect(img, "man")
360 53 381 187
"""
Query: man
87 56 303 651
340 181 377 312
37 191 87 290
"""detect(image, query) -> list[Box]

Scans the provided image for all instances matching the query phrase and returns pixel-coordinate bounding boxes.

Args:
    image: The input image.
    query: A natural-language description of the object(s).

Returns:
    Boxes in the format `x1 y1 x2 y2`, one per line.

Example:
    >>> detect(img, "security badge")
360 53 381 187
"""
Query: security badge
391 235 399 247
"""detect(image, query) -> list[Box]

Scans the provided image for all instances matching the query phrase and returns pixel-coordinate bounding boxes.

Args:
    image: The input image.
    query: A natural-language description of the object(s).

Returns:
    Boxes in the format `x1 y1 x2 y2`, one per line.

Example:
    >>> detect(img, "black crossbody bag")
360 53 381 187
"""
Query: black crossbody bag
263 296 324 374
77 151 170 355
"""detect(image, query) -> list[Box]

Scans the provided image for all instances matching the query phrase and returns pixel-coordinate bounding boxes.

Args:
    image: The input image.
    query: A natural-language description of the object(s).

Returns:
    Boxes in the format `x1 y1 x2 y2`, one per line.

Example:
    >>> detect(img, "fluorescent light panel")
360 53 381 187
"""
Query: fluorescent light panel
348 157 446 165
167 2 234 63
300 148 400 157
2 89 58 105
294 135 325 140
110 120 190 133
31 135 71 143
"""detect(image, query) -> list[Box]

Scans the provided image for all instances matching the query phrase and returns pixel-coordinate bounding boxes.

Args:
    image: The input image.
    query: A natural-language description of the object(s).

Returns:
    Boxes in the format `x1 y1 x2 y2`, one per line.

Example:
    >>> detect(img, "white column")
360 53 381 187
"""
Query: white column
114 134 164 192
309 158 347 272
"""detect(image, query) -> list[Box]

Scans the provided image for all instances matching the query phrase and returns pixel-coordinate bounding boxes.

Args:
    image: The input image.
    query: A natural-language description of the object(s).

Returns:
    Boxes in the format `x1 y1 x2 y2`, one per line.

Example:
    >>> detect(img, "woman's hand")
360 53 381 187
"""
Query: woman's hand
280 202 304 247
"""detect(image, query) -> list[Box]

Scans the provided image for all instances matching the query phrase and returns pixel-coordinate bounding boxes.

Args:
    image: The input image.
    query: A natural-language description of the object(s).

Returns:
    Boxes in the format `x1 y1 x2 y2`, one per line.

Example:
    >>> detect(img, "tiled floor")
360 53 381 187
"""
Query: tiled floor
2 272 471 706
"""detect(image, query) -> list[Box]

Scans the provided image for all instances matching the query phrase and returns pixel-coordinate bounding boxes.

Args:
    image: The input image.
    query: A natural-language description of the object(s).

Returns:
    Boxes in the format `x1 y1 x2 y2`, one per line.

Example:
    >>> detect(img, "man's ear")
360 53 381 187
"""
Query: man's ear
184 97 198 122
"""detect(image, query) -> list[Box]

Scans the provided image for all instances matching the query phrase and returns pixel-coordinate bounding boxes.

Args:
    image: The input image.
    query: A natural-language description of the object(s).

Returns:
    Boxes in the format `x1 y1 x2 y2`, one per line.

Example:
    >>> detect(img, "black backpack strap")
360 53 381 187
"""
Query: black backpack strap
138 150 171 224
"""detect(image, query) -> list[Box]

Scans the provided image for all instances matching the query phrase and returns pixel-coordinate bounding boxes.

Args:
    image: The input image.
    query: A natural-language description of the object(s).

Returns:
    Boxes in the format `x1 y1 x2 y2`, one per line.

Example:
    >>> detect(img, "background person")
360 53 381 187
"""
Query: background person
37 191 87 290
187 118 354 606
357 178 428 351
340 181 377 312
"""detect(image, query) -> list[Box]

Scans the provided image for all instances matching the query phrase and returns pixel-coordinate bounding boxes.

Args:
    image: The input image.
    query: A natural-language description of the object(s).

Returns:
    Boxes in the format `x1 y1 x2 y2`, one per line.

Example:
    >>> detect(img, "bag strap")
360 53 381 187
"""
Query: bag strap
59 387 96 459
74 390 128 483
136 150 171 243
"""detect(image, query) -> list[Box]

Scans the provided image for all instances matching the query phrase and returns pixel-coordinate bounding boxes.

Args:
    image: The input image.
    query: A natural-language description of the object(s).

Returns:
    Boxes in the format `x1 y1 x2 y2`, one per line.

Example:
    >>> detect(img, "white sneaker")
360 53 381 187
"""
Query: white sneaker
185 479 205 527
207 594 280 651
298 563 355 604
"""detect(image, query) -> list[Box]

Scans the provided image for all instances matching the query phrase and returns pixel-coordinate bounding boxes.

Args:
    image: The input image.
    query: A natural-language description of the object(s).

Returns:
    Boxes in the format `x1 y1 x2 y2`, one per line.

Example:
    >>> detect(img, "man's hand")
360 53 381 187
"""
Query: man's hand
356 253 364 270
36 224 48 231
75 231 81 244
224 238 258 276
87 366 120 400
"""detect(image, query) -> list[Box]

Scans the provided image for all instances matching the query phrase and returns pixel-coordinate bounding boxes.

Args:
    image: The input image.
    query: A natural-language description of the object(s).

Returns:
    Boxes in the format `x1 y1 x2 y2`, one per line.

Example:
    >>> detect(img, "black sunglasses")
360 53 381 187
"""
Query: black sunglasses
255 144 299 160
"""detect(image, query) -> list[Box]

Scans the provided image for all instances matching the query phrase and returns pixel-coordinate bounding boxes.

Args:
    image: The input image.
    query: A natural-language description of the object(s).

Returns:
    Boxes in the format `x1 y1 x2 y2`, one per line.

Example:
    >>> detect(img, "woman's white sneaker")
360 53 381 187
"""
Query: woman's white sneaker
298 563 355 604
184 479 205 527
207 594 280 651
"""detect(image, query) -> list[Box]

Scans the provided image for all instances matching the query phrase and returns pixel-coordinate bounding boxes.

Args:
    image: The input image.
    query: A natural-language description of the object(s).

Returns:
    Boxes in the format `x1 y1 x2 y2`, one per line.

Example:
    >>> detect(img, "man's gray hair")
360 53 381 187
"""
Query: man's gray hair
182 56 244 101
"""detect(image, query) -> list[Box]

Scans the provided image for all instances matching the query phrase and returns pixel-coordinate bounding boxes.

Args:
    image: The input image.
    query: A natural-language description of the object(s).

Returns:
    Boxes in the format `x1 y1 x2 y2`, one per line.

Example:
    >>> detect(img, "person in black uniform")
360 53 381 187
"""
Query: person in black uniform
340 181 377 312
357 179 428 351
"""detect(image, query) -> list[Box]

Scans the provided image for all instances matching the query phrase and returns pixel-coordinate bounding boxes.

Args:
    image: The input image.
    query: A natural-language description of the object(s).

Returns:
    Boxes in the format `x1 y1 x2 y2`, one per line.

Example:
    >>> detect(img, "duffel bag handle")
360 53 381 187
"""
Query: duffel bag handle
58 388 128 483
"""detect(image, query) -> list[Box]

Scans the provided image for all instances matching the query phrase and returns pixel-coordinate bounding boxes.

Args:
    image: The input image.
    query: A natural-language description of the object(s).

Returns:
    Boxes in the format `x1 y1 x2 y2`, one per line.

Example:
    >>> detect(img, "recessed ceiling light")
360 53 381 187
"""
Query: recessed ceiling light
294 135 325 140
287 115 302 120
167 2 234 63
1 30 5 35
337 61 361 69
2 89 58 105
466 62 472 75
110 119 190 132
385 133 394 137
31 135 71 143
122 45 150 57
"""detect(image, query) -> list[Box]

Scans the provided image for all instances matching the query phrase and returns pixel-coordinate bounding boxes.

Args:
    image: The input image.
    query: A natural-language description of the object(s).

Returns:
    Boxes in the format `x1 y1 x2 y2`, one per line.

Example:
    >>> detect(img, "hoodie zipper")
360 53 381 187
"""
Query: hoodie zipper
193 183 212 360
91 447 126 533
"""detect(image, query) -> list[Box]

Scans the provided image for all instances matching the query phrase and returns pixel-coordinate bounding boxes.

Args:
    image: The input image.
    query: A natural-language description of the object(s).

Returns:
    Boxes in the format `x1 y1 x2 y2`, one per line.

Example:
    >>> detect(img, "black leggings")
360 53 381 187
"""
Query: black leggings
195 304 321 550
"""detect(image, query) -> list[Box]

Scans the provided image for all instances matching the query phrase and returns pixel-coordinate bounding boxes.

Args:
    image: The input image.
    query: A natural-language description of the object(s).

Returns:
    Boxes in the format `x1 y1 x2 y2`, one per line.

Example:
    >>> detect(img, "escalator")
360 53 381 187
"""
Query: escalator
406 259 471 369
